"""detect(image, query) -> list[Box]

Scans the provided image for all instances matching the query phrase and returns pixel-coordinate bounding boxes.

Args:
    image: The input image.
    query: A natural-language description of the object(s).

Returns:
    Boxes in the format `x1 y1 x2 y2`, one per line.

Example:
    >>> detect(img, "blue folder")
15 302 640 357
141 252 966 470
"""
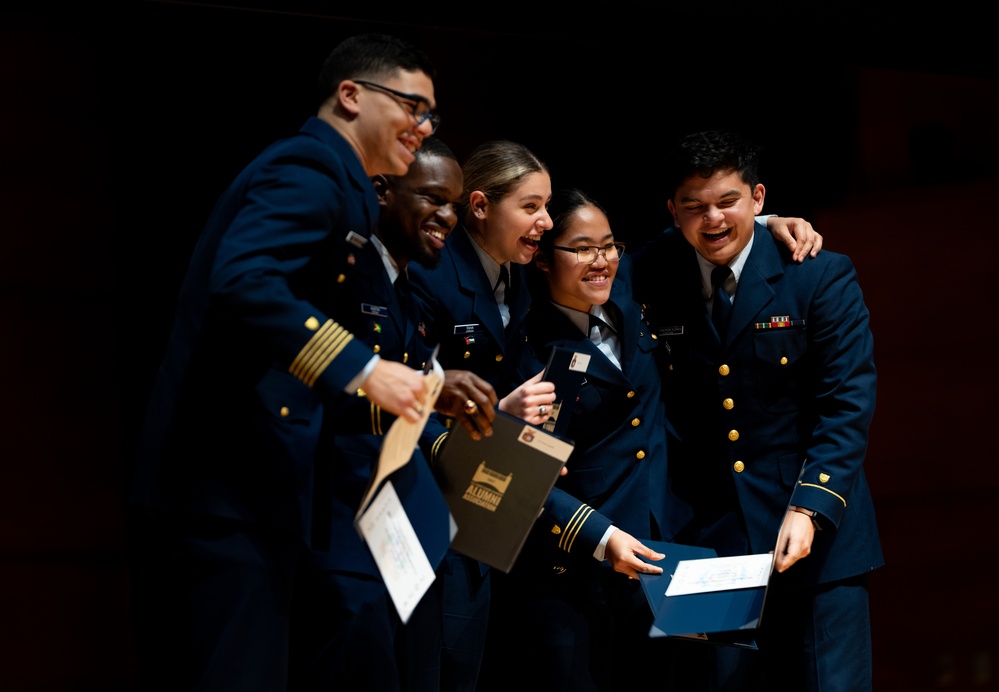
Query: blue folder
638 540 770 649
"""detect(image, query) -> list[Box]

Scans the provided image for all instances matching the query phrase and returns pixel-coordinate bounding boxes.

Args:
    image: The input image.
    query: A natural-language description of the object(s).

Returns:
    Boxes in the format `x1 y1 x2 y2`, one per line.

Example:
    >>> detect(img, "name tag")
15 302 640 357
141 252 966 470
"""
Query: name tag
362 303 389 317
658 325 684 336
345 230 368 248
454 323 481 335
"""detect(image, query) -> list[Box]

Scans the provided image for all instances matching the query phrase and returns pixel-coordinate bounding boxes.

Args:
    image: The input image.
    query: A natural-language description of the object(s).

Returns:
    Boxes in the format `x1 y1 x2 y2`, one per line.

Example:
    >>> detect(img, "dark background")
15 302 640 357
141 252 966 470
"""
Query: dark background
2 1 997 689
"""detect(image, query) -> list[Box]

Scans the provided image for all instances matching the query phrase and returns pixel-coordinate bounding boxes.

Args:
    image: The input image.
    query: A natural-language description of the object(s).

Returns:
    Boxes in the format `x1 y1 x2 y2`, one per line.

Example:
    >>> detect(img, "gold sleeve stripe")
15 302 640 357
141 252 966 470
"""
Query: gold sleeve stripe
368 402 383 435
431 432 449 463
559 504 594 553
798 482 847 507
289 319 354 388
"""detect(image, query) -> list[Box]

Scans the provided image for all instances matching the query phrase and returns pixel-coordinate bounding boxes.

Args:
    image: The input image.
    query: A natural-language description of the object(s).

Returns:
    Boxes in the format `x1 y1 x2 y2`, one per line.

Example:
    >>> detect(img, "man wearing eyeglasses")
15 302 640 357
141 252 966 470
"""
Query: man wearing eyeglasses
127 34 456 692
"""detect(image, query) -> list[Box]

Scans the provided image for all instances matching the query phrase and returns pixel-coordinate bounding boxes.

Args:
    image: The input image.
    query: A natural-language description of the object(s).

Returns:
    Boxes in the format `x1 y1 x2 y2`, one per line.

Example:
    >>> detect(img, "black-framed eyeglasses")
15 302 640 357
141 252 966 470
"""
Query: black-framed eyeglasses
553 242 625 265
353 79 441 134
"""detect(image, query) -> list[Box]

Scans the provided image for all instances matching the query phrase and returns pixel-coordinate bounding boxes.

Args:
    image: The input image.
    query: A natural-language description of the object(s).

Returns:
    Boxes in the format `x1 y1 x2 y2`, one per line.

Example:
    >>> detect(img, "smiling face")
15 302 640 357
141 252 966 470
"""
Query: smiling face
376 152 463 269
668 168 765 266
537 203 617 313
470 171 553 265
350 69 437 177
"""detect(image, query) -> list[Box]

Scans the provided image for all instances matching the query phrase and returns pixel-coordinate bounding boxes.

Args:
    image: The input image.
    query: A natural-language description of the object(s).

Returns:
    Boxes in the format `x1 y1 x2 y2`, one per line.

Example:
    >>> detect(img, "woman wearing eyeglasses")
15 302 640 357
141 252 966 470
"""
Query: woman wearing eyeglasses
477 188 695 691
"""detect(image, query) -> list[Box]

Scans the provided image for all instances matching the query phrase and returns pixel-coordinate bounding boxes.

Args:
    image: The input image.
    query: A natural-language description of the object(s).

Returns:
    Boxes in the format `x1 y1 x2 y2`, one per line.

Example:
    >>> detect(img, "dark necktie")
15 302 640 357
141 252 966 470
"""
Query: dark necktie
495 264 510 305
589 313 607 341
711 265 733 339
395 271 412 315
589 312 622 369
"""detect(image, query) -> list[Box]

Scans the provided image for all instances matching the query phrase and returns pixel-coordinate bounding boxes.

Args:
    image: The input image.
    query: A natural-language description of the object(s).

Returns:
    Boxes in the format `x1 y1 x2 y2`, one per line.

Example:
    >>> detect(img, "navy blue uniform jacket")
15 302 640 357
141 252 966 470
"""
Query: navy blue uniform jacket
131 117 379 544
510 280 692 577
633 225 884 585
310 239 448 574
409 224 533 399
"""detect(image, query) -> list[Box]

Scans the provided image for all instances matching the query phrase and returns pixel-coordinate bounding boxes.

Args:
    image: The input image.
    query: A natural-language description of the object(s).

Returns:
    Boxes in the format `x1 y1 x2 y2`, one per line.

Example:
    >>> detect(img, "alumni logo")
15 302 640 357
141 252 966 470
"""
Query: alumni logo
462 462 513 513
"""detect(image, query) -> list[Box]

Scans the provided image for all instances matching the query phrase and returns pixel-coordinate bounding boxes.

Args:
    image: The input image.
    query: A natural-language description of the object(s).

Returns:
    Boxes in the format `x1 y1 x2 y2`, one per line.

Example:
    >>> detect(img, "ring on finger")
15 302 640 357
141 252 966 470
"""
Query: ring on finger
539 404 547 415
464 399 478 415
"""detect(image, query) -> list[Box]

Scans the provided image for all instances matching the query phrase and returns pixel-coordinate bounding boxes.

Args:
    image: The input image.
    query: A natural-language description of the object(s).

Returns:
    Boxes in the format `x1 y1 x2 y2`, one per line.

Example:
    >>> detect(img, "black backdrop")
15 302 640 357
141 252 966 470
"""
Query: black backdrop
2 2 998 690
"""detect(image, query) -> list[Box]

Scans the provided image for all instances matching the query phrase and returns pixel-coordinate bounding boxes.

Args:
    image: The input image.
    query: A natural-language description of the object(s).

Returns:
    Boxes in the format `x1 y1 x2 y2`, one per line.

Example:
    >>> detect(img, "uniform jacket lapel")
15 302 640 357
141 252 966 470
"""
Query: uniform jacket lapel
356 242 415 346
726 226 784 347
450 227 506 345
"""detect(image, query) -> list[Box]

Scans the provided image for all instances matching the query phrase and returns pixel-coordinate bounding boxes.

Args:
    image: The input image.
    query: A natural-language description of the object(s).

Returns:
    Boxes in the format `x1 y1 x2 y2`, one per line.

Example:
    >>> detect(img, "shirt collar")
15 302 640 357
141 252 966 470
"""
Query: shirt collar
371 234 402 285
467 231 509 292
551 302 616 336
696 230 755 299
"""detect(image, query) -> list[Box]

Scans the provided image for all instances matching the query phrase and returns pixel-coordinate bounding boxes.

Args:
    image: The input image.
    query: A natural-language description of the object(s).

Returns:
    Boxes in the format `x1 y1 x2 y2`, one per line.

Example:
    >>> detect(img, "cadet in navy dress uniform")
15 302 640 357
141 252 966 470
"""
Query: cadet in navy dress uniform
479 189 693 692
126 35 444 692
633 130 883 692
289 137 502 692
407 140 558 692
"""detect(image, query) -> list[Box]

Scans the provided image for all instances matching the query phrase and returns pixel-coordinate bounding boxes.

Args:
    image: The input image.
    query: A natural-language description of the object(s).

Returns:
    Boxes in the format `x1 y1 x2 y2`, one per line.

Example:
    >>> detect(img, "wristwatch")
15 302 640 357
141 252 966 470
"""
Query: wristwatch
789 505 823 531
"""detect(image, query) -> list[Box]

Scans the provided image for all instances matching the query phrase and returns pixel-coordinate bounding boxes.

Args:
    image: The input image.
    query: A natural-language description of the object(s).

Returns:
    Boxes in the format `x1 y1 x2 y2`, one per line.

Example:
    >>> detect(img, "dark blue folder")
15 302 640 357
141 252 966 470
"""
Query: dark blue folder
638 540 770 649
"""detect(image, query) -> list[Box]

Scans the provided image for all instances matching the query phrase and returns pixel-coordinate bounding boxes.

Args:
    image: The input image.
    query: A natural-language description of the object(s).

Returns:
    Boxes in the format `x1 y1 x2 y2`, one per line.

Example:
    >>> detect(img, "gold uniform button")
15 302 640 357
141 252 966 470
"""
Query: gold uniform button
780 356 789 365
723 398 734 410
651 333 657 340
631 418 641 427
668 364 674 372
279 406 290 417
372 344 381 354
463 351 471 359
551 526 562 535
403 352 409 363
495 354 503 362
636 450 646 460
626 391 635 398
420 362 426 369
819 473 830 483
728 429 739 442
733 460 745 473
718 364 730 376
337 274 346 283
304 317 320 331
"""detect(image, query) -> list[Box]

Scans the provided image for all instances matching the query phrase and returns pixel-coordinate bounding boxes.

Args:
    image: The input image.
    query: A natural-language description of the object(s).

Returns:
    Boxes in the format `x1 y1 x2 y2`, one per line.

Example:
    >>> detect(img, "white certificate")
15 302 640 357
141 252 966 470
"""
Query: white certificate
665 553 774 597
355 480 436 623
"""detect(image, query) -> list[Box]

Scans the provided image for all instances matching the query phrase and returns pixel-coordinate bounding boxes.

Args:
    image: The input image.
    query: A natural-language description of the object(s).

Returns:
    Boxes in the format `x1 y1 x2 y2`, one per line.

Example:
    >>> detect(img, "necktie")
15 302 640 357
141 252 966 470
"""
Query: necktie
495 264 510 305
711 265 733 339
395 272 412 315
589 312 622 369
589 313 607 341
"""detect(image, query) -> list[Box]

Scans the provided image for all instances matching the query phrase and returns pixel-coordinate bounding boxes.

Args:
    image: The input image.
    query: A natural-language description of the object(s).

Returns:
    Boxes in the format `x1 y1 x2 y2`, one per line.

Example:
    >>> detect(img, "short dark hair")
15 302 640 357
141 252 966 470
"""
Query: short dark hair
665 130 762 197
416 136 458 164
316 33 436 106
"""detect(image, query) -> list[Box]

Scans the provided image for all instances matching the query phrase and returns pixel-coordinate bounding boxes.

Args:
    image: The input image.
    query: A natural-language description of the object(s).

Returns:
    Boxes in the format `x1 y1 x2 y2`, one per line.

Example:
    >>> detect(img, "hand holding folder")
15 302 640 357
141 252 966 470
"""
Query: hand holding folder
435 411 573 572
637 541 774 648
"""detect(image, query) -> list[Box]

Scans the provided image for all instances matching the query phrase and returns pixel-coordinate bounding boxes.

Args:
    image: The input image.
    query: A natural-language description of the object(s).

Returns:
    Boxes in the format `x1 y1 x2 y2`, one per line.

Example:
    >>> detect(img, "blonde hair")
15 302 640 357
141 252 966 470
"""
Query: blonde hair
461 140 549 213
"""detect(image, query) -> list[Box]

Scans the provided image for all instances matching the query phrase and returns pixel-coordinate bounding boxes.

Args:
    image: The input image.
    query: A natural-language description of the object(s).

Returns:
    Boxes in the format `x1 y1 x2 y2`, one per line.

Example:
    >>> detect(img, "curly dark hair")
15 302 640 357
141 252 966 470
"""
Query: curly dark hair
665 129 761 197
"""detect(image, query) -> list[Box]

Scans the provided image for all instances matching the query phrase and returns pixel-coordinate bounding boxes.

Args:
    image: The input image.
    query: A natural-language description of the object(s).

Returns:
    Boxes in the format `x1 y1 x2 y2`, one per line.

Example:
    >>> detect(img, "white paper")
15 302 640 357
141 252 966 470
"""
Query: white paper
665 553 774 597
355 480 436 623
